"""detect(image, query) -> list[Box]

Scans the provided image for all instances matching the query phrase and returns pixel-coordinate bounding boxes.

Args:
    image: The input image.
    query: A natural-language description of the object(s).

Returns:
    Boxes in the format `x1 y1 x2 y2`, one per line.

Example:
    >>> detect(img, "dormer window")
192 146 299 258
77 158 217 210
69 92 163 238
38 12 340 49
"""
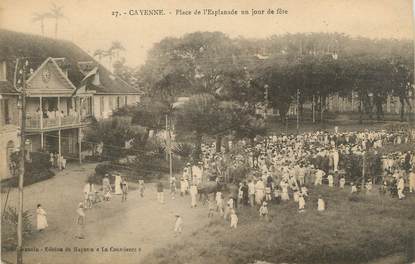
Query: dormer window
0 61 6 81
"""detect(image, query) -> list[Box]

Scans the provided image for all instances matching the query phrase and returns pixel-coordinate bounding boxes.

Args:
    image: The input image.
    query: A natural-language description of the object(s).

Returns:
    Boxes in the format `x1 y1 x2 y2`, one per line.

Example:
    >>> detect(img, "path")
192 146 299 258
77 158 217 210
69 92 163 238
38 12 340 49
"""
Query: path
1 163 211 264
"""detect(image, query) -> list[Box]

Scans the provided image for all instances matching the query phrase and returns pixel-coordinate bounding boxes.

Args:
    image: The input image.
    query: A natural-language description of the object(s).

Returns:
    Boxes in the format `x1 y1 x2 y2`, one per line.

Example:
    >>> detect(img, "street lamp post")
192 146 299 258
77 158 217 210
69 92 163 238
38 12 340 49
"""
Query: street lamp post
296 88 300 133
17 60 28 264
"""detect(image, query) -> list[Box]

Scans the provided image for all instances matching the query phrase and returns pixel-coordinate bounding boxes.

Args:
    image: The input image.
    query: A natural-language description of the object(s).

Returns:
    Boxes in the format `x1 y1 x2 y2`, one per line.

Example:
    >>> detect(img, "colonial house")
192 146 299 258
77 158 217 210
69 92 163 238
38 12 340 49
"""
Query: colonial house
0 77 20 180
0 29 142 180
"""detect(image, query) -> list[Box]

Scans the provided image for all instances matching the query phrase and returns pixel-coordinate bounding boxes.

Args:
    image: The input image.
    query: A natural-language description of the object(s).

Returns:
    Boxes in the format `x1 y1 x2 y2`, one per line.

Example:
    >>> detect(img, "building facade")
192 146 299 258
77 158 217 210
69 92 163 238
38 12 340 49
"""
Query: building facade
0 30 141 180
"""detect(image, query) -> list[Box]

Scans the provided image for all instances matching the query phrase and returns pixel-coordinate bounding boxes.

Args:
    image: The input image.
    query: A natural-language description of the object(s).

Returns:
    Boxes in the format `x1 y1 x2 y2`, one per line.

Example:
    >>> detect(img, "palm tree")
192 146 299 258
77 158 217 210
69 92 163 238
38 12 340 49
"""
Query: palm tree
48 3 66 39
32 12 50 36
109 41 125 62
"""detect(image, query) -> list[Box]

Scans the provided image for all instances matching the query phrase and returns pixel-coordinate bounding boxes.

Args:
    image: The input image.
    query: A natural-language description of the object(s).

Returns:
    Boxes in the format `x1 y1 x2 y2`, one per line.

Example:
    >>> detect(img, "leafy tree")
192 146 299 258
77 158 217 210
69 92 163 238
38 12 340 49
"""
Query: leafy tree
174 93 222 160
84 116 143 161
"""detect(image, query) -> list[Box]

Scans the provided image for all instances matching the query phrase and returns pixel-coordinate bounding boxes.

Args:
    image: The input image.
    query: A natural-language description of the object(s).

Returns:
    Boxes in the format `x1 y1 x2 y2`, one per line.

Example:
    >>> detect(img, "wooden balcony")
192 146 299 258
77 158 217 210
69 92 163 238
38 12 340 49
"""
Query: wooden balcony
25 114 91 132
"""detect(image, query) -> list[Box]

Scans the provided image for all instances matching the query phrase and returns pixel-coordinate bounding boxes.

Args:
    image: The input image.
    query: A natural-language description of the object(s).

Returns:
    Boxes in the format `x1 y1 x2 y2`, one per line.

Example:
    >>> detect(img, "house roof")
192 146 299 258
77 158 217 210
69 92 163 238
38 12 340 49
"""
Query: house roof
0 29 140 95
0 80 18 94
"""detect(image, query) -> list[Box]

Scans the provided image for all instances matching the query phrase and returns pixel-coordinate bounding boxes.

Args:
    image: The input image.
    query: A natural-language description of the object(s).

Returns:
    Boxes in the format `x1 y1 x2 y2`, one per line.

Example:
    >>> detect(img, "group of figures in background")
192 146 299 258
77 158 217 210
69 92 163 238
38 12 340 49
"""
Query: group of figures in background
35 126 415 234
165 127 415 229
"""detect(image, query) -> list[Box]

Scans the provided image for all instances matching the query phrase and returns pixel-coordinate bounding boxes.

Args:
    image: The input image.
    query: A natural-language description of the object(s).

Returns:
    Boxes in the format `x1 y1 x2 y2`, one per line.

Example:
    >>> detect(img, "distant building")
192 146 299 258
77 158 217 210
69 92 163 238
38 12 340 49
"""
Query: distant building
0 29 142 180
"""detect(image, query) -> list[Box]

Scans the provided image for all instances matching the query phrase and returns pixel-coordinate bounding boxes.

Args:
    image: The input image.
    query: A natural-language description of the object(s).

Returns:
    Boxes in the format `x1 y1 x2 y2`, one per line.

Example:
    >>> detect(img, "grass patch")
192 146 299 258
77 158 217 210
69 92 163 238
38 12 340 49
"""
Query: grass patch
143 185 415 264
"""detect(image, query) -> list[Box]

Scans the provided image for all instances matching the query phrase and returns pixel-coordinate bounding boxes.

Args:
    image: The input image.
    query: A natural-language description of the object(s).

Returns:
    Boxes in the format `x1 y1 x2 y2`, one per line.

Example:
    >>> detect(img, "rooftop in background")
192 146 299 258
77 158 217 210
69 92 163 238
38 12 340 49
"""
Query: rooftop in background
0 29 141 95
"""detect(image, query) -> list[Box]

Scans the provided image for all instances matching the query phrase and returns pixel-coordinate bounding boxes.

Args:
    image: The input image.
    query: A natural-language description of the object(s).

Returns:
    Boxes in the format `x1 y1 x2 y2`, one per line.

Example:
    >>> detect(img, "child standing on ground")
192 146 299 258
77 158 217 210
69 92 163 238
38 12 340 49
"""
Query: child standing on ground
259 201 269 221
230 210 238 229
138 179 145 198
174 214 183 235
317 196 325 212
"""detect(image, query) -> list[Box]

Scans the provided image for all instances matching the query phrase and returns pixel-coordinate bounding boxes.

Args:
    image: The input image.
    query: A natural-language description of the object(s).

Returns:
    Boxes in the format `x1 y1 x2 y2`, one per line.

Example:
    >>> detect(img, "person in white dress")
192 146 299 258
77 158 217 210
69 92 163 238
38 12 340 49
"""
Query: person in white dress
114 173 122 194
254 179 265 205
397 177 405 199
332 149 339 172
36 204 48 231
327 174 334 188
280 180 290 201
317 196 325 212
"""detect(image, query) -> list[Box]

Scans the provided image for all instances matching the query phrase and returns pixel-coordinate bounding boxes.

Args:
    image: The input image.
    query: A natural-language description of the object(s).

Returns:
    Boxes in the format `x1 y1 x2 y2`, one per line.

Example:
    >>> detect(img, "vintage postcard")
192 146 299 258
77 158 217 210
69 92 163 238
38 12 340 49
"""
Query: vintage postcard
0 0 414 263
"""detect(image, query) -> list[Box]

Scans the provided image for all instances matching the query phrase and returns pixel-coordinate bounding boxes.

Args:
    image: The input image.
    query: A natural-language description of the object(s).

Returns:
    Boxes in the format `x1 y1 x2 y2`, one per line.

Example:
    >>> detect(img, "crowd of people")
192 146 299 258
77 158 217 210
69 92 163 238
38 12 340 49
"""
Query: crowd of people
164 128 415 229
36 128 415 237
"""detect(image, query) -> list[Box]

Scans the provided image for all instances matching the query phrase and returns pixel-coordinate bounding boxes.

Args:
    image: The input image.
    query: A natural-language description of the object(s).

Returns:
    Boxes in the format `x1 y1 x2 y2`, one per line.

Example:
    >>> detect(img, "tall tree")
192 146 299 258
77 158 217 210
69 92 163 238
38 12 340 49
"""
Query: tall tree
48 3 66 39
32 12 51 36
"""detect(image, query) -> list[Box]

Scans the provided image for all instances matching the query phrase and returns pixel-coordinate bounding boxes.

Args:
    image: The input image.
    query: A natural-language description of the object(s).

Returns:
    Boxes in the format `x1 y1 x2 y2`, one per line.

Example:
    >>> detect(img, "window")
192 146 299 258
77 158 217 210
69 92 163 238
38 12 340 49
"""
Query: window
124 96 128 106
3 99 10 124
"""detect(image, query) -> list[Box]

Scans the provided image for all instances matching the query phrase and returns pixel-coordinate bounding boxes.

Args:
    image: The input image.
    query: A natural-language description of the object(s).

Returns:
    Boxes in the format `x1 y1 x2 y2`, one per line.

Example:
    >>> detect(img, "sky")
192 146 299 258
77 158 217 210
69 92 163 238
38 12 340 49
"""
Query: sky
0 0 414 67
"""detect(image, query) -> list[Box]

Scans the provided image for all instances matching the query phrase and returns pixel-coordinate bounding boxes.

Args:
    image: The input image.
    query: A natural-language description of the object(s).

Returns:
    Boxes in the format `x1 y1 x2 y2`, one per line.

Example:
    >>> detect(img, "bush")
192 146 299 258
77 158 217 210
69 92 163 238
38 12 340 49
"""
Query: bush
1 155 54 190
1 206 32 251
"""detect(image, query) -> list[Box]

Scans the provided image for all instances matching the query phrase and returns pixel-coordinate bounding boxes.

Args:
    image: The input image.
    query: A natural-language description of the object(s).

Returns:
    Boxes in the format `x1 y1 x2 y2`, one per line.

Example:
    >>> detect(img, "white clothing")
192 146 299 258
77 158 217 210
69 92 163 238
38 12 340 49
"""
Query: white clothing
328 175 334 187
317 199 325 211
315 170 325 186
230 213 238 228
174 217 183 233
298 196 305 210
332 150 339 172
190 185 198 207
36 208 48 230
409 172 415 192
114 175 122 194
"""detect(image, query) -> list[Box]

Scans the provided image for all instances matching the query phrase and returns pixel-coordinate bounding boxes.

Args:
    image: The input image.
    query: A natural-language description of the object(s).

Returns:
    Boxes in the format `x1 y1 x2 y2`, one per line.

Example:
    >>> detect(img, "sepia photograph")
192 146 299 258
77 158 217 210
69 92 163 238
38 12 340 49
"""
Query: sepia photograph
0 0 414 263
